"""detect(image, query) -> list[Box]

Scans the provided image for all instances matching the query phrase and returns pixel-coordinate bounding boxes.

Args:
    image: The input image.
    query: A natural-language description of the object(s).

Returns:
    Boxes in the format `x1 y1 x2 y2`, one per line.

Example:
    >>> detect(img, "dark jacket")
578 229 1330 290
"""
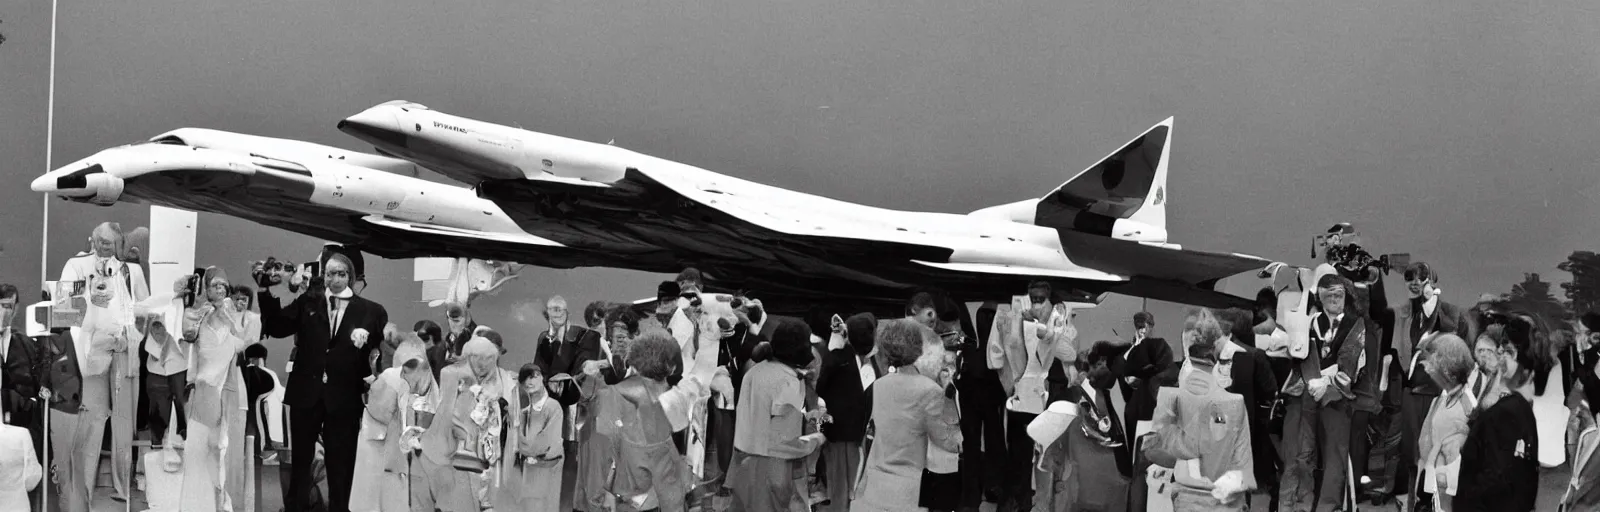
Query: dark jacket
1224 343 1280 487
258 288 388 412
1456 393 1540 512
40 331 84 413
817 347 872 442
1121 337 1173 430
2 328 47 423
1391 299 1477 397
535 324 603 407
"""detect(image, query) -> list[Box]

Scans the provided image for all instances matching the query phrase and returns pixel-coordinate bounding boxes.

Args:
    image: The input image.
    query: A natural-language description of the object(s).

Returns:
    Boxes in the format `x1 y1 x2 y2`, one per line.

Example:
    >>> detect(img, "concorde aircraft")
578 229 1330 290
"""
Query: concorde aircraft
336 101 1270 307
35 107 1270 310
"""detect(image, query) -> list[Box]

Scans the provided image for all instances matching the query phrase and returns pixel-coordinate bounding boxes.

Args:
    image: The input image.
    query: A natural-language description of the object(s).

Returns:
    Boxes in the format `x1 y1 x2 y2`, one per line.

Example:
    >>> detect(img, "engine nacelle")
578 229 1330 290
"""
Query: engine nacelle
84 173 125 206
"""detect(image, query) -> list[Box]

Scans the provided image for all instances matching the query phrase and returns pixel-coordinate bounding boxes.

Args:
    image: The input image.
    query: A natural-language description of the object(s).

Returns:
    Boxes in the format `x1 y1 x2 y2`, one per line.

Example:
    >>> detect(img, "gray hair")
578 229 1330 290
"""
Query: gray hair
877 318 937 367
1421 333 1474 390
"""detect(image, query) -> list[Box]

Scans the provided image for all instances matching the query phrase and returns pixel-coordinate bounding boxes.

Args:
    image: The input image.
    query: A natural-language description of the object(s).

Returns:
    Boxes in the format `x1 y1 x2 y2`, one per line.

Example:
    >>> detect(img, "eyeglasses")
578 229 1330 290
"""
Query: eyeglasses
326 270 350 278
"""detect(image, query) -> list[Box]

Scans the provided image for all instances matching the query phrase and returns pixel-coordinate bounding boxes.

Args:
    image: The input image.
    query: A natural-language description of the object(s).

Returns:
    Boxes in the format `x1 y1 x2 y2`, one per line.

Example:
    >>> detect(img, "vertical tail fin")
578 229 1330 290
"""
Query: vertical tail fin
970 118 1173 243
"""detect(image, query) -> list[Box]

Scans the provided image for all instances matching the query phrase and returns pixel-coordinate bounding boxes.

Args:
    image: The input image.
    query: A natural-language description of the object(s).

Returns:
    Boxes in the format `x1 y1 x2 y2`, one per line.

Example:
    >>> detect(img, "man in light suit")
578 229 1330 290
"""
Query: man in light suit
257 250 388 512
57 222 148 503
1388 262 1476 506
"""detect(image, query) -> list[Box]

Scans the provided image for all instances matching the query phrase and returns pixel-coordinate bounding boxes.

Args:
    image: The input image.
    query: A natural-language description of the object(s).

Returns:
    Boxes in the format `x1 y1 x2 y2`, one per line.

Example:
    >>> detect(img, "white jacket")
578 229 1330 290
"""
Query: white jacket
0 424 41 512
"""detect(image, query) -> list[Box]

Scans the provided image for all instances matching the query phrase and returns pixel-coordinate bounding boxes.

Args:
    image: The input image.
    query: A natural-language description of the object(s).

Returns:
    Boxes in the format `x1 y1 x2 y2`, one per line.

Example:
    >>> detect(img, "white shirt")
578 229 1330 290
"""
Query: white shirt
0 330 11 365
60 254 150 375
144 332 189 376
326 289 352 333
1319 313 1344 344
857 354 878 391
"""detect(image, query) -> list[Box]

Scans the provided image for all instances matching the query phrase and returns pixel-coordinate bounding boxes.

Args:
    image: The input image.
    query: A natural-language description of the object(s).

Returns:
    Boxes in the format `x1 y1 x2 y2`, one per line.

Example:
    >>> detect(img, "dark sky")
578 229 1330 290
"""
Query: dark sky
3 1 1597 366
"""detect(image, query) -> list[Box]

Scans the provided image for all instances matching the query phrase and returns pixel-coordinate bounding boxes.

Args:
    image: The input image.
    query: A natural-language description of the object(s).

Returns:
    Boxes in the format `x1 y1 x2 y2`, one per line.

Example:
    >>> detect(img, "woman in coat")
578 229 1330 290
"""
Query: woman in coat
499 363 564 512
1143 309 1255 512
352 336 436 512
850 319 963 512
1413 332 1478 511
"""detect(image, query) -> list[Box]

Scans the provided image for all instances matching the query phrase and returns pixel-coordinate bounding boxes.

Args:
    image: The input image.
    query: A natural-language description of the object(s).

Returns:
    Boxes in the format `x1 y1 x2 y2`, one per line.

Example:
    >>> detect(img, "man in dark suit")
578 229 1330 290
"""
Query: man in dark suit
536 295 603 404
817 312 878 512
257 252 388 512
1119 311 1171 439
1387 262 1475 506
0 285 49 509
1 285 44 431
535 295 602 512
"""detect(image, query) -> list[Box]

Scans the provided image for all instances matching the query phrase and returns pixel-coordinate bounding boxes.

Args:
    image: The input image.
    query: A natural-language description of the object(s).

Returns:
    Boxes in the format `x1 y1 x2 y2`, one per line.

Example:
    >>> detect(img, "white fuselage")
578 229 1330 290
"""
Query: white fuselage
33 136 542 243
342 103 1121 280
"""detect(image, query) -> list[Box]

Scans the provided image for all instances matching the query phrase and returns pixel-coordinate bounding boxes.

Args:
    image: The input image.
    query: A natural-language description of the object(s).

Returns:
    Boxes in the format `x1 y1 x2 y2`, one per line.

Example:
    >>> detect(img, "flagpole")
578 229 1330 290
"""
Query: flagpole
39 4 58 512
41 0 59 290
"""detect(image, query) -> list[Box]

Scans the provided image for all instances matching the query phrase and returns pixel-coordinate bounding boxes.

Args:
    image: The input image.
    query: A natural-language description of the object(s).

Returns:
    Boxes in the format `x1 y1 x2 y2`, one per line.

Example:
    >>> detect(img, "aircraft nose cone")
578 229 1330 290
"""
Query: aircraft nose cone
34 163 106 196
338 106 410 150
30 173 58 193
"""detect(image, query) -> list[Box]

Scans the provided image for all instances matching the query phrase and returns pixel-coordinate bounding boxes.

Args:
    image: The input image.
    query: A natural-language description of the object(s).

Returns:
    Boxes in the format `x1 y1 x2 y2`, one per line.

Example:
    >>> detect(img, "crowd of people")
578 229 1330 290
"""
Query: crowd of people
1 221 1599 512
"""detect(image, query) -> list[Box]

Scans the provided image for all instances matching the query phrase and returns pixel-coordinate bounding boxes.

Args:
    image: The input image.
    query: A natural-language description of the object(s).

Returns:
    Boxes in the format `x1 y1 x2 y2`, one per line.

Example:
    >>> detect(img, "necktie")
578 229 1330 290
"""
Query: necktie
329 299 342 334
1472 372 1486 399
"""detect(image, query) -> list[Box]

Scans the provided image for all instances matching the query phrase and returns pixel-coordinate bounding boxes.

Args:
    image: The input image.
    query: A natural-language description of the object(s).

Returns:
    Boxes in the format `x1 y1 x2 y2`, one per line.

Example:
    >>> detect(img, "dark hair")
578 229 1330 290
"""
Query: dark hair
517 363 542 383
675 268 703 286
1085 340 1125 367
479 329 505 351
244 343 269 360
1502 315 1552 392
905 291 938 318
846 312 879 356
584 301 611 326
626 331 683 381
1404 261 1438 283
231 284 254 297
0 283 17 303
604 306 640 335
1316 273 1363 316
1255 287 1276 311
1027 281 1052 296
1582 311 1600 335
1216 308 1254 346
935 294 963 324
413 320 443 344
656 281 681 301
1254 287 1276 324
877 319 932 367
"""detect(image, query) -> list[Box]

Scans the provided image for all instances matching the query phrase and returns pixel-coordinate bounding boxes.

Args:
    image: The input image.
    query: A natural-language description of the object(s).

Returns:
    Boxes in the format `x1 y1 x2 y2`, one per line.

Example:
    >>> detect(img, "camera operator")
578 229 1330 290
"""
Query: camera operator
256 251 389 512
1321 223 1392 319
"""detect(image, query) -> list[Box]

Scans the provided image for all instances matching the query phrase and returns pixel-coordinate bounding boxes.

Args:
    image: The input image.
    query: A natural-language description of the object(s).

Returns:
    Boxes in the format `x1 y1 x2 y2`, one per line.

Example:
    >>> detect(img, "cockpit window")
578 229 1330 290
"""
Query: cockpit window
148 135 187 145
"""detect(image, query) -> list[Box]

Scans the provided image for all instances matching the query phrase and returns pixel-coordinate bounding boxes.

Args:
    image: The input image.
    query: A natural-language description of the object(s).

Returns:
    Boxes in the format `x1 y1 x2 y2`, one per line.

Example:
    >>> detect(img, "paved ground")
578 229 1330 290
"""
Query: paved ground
71 453 1572 511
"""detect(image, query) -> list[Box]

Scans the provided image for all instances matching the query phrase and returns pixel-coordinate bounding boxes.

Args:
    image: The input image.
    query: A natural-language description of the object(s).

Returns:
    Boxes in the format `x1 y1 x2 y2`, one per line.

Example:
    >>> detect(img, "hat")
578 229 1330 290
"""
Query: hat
1026 400 1081 446
657 281 681 302
769 317 815 368
1133 311 1155 328
1327 223 1355 235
